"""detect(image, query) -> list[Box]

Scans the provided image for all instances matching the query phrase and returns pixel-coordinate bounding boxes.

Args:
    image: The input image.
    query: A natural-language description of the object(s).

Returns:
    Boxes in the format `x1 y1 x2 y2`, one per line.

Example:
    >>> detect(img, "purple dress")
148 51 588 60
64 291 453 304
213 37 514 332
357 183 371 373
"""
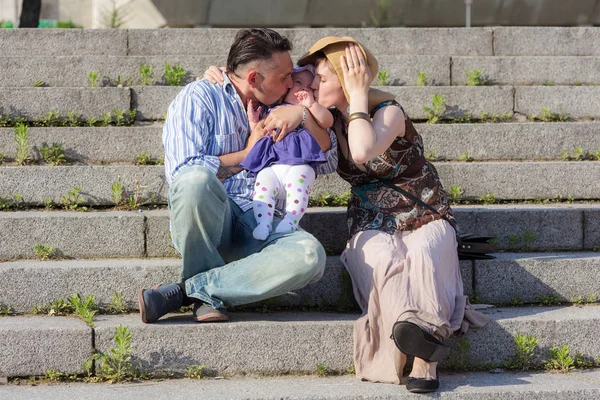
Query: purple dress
240 107 327 175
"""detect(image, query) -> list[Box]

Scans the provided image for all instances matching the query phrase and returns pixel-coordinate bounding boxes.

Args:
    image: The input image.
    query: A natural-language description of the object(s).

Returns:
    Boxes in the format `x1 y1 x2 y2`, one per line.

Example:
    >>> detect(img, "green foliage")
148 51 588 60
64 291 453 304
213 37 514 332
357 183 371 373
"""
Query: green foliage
184 365 207 379
103 75 133 87
452 111 472 123
61 185 88 211
32 298 74 316
108 291 129 314
0 194 24 211
425 151 436 161
34 244 55 260
94 325 134 382
347 364 356 375
444 337 472 371
448 185 464 205
14 123 31 165
316 363 330 376
522 229 537 250
423 94 446 124
308 190 350 207
529 108 569 122
0 304 13 316
506 333 538 371
507 294 524 307
33 80 45 87
164 63 187 86
40 142 66 166
66 110 81 127
546 345 574 373
88 71 99 88
139 64 154 86
416 72 428 87
466 69 486 86
68 293 98 328
458 152 474 162
376 69 390 86
111 177 124 206
370 0 392 27
479 193 497 205
44 197 54 210
0 152 4 164
574 352 594 369
535 294 563 306
135 152 154 165
44 368 67 382
480 112 513 123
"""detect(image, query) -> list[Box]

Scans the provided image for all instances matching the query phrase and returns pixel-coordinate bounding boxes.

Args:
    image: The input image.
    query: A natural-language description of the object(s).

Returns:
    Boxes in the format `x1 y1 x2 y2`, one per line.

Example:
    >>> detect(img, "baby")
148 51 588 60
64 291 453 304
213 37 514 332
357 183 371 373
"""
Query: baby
241 65 334 240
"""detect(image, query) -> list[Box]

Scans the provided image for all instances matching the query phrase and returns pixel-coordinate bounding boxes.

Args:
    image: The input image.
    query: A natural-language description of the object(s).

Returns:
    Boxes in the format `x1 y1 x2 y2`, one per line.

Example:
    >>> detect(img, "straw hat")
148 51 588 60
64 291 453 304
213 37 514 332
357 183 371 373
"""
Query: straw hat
298 36 395 112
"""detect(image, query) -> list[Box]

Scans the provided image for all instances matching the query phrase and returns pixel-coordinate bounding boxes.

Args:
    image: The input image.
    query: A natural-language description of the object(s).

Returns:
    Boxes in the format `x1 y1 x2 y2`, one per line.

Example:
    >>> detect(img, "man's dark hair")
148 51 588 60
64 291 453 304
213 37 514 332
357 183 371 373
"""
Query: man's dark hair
227 28 293 74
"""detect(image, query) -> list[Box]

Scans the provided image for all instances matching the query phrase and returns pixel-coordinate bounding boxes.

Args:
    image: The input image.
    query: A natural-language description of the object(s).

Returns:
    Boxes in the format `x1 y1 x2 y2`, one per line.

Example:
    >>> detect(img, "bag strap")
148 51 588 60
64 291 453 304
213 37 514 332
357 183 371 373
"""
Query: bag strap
379 181 441 216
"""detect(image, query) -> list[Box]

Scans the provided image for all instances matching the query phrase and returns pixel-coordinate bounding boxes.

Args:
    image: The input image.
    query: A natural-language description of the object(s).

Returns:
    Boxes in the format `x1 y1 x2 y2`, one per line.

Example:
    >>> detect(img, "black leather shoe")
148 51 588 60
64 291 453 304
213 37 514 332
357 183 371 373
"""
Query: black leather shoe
391 321 448 362
406 367 440 394
138 283 183 323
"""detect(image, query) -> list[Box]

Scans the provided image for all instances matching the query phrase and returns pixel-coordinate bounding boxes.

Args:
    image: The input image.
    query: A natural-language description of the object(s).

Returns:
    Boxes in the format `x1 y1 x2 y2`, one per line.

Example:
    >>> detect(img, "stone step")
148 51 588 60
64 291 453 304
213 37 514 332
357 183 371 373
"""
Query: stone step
3 252 600 314
451 56 600 86
0 27 493 57
0 205 598 260
1 162 599 207
4 55 600 88
0 256 469 313
2 305 600 376
2 122 599 164
2 371 600 399
0 55 450 88
2 27 600 58
311 161 600 201
2 86 599 121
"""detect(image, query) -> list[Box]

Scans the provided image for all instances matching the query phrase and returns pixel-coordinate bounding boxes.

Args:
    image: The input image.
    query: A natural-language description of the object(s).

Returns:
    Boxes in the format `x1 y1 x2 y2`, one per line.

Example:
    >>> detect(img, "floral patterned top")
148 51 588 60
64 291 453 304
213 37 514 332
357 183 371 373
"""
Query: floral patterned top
334 100 456 238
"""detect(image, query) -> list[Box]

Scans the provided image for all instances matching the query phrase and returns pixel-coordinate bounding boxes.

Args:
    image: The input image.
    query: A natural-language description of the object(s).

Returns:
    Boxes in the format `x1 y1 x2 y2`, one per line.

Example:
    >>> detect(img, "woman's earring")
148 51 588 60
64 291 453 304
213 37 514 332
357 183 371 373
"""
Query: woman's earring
347 105 351 114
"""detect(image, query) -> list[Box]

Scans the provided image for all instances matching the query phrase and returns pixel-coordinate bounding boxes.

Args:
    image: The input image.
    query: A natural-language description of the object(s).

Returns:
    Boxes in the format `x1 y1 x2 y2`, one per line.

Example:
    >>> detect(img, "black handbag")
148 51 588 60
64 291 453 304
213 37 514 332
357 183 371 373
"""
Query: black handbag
380 181 496 260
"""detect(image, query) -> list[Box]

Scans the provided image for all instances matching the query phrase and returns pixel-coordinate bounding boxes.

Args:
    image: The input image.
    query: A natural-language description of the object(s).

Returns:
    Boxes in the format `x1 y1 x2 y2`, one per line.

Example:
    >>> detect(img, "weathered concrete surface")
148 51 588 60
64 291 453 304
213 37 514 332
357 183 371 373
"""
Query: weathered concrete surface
474 252 600 304
0 126 164 164
452 56 600 86
0 88 130 120
0 211 145 259
0 165 167 205
0 29 127 56
515 86 600 119
127 28 494 56
2 371 600 400
0 316 92 377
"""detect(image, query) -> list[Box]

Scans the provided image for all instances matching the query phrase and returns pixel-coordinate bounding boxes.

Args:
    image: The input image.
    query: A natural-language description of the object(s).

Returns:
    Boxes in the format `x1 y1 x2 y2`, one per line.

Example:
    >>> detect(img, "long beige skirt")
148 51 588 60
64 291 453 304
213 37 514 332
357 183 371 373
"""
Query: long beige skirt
340 219 490 384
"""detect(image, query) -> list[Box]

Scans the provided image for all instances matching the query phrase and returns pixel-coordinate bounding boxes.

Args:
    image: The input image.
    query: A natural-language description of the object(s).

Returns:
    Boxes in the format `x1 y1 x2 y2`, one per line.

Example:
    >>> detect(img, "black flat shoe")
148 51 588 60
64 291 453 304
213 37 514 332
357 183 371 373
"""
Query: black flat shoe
391 321 448 362
406 368 440 394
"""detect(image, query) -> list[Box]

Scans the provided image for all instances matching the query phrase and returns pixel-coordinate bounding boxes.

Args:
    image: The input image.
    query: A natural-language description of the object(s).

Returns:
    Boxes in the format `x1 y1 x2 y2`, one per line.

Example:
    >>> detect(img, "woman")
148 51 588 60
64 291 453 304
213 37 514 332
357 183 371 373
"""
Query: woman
204 36 489 394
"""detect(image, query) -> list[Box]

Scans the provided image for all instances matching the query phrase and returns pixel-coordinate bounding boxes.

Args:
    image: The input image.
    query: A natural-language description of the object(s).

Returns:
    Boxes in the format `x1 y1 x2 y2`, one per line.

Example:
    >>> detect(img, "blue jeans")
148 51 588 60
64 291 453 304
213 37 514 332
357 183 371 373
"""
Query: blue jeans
168 166 326 309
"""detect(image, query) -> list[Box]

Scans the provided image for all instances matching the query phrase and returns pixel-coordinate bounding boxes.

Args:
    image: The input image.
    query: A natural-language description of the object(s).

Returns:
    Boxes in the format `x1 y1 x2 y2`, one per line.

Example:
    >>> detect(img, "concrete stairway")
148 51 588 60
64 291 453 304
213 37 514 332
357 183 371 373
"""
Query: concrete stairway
1 27 600 384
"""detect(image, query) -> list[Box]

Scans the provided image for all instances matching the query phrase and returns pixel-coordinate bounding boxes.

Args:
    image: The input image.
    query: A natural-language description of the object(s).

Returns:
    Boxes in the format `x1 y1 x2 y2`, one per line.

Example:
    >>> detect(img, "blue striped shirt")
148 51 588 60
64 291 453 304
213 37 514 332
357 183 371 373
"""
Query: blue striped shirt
163 73 339 212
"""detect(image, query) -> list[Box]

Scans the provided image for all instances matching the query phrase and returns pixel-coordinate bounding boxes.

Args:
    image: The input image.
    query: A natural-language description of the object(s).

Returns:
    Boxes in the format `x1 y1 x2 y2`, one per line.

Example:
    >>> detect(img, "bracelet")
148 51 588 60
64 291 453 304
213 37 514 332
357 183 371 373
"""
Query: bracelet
300 105 307 128
347 112 370 124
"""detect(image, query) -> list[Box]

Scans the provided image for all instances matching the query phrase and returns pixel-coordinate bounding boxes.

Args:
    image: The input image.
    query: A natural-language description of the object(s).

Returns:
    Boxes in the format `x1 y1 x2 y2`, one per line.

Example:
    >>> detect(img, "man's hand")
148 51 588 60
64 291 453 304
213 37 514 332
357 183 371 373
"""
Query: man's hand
263 105 302 142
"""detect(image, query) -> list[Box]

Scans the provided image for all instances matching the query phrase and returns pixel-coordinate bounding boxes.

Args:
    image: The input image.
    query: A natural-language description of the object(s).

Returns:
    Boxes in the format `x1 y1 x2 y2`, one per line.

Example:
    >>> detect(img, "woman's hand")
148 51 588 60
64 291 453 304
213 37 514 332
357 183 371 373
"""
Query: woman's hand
197 66 226 85
341 44 371 105
263 105 302 142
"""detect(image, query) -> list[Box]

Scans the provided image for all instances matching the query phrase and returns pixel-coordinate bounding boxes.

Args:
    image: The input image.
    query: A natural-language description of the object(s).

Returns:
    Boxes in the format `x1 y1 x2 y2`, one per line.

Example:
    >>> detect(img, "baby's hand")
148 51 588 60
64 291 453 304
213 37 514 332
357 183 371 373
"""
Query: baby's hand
294 90 314 108
246 99 262 130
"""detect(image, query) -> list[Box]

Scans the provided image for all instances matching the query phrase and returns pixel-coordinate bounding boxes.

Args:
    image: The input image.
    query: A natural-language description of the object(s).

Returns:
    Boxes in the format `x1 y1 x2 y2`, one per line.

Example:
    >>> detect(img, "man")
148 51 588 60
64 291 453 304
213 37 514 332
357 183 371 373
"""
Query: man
138 28 338 323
